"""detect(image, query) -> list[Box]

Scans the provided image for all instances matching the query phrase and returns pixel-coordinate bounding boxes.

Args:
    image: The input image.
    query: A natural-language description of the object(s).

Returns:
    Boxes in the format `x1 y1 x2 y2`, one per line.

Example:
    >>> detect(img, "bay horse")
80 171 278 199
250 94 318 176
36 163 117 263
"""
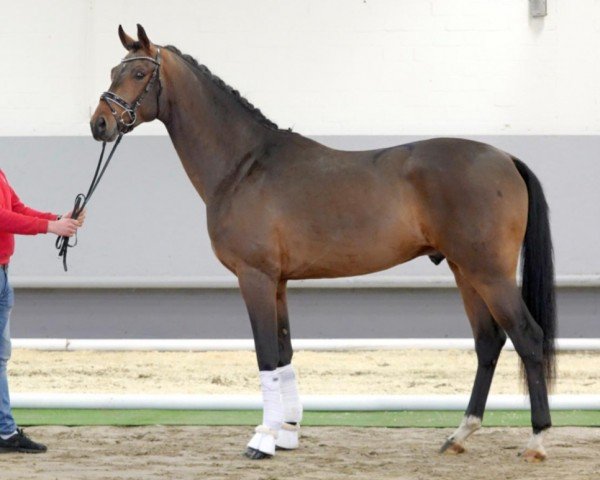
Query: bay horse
90 25 556 462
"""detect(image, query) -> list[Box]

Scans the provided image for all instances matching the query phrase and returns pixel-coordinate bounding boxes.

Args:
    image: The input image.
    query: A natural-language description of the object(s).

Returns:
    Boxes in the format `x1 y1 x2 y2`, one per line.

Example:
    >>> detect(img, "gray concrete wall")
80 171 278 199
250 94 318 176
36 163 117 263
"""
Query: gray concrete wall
10 287 599 339
2 135 599 280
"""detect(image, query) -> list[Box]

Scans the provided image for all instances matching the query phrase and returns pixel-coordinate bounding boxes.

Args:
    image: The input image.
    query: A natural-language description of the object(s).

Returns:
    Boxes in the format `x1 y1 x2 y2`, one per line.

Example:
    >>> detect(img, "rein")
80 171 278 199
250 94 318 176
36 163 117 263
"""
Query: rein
56 49 162 271
55 135 123 271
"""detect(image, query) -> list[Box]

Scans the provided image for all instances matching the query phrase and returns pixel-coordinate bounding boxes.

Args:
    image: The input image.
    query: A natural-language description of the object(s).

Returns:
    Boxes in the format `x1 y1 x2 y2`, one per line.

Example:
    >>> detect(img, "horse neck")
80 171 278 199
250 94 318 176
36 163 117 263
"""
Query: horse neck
159 56 274 203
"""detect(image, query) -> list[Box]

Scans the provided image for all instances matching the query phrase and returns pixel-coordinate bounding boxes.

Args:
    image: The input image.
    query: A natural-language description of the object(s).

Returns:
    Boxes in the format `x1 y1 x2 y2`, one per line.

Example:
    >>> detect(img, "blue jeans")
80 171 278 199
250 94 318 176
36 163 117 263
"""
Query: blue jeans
0 269 16 435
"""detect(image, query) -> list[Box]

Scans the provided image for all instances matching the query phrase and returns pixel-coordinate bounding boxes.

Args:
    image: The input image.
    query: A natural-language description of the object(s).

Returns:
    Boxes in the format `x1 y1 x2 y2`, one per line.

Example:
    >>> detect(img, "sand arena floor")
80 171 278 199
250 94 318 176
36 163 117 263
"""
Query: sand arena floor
3 349 599 479
8 349 600 395
0 426 598 480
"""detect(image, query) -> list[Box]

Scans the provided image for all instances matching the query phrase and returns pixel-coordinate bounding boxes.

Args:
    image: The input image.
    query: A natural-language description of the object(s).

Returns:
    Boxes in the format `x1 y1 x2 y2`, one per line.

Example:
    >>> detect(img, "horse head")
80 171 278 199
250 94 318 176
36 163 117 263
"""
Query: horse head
90 24 162 141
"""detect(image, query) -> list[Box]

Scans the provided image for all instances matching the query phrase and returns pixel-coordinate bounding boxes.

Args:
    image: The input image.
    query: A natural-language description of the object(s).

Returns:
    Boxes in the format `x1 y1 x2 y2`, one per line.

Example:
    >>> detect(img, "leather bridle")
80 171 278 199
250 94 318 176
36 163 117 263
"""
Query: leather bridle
100 48 162 133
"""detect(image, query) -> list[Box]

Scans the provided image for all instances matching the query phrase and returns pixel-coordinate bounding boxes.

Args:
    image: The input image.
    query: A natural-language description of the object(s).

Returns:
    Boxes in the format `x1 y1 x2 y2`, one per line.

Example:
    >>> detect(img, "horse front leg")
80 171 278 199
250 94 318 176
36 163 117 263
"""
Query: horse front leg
275 280 303 451
238 267 282 459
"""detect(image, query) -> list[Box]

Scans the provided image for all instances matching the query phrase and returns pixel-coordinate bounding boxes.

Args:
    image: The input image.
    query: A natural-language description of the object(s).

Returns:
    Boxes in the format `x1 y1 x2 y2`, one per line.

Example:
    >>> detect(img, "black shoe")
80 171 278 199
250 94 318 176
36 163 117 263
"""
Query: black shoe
0 428 47 454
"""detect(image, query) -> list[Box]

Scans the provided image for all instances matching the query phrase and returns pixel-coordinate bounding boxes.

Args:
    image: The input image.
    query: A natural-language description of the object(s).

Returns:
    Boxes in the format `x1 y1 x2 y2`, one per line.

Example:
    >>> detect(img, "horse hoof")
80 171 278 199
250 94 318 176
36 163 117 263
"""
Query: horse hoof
520 449 546 463
244 447 272 460
440 439 465 455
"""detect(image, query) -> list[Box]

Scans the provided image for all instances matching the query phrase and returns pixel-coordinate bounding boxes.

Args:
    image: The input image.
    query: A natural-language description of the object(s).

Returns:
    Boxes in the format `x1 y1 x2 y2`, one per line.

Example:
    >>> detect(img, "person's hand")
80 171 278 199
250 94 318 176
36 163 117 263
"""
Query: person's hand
48 218 79 237
63 209 86 227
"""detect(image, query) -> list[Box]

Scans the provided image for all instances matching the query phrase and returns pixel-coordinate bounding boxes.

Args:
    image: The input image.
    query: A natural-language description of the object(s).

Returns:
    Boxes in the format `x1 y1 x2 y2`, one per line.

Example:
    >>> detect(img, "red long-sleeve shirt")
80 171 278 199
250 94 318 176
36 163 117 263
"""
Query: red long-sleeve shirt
0 169 57 264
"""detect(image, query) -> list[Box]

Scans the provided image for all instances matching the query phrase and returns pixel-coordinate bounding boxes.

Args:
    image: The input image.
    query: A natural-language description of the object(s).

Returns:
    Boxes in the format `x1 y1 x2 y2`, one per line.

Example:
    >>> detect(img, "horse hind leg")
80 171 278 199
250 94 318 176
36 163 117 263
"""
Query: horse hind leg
440 263 506 455
275 280 302 451
472 277 551 462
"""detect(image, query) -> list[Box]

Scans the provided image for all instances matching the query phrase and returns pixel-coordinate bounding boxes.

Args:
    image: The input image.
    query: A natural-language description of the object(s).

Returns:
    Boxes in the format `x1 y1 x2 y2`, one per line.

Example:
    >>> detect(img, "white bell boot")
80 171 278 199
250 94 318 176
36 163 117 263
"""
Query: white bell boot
247 425 278 458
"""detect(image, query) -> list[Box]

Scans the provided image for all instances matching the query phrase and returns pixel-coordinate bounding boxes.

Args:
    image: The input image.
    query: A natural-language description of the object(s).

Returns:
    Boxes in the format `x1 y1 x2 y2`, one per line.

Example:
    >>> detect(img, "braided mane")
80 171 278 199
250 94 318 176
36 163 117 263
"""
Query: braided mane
163 45 280 130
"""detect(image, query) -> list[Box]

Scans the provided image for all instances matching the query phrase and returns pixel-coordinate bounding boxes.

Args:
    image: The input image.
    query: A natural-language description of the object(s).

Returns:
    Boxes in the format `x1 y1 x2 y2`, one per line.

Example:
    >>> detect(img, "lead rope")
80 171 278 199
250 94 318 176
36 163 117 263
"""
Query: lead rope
55 133 124 271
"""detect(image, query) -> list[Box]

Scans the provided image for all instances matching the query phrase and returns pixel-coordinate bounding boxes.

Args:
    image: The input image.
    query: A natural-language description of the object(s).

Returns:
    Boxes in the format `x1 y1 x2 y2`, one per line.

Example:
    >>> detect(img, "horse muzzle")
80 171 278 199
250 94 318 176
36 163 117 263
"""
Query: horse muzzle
90 114 119 142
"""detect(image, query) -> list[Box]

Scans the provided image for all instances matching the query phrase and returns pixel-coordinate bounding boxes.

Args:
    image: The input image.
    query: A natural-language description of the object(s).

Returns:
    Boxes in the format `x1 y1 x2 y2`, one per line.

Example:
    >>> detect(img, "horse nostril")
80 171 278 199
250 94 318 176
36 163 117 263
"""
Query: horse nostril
91 116 109 140
93 116 108 137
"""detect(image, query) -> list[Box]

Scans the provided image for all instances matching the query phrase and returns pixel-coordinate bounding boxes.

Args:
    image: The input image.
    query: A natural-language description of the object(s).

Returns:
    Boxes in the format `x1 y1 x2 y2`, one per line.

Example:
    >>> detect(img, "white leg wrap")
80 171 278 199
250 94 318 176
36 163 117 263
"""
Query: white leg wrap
274 364 302 450
247 370 284 456
448 415 482 445
277 364 303 423
259 370 284 430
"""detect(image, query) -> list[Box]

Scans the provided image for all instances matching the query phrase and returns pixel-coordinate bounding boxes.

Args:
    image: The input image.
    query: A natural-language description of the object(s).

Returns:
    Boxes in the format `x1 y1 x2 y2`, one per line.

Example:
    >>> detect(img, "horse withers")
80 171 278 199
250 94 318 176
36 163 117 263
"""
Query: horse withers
90 25 556 462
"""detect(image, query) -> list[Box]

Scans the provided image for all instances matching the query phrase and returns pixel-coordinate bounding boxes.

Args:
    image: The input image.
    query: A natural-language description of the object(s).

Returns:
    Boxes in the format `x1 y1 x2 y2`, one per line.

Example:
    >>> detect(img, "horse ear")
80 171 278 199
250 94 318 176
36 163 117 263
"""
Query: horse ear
118 25 136 51
137 24 152 50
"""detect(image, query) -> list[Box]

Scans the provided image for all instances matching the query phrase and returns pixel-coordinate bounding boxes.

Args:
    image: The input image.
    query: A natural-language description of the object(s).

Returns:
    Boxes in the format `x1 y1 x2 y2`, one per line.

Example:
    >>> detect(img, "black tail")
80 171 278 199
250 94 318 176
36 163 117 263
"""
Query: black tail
513 158 557 388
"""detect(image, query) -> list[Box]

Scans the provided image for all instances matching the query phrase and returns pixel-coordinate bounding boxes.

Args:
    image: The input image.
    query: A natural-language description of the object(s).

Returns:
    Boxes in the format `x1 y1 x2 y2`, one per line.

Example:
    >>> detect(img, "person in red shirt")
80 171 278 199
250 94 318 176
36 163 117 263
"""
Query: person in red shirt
0 169 83 453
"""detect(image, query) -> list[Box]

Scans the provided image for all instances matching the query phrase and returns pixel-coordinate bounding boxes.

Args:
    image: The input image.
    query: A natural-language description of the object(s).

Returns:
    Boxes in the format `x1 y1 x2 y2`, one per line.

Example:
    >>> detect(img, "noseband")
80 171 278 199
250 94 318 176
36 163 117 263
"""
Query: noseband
101 48 162 133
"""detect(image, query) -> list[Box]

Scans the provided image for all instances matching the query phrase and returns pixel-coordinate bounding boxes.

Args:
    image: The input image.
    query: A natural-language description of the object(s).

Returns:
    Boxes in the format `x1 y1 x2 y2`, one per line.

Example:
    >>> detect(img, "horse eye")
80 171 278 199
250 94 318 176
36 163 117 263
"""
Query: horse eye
135 71 145 79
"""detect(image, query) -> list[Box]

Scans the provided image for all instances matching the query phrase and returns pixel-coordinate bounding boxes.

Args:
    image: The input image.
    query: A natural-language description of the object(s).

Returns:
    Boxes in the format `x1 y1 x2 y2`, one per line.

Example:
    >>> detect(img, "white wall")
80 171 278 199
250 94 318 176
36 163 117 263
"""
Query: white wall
1 1 599 283
2 0 600 136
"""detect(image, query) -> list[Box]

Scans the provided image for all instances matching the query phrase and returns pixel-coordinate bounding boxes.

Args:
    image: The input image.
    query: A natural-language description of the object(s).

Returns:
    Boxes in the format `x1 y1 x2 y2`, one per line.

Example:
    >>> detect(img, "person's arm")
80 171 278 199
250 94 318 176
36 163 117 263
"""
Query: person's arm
9 185 57 220
0 207 51 235
0 207 79 236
